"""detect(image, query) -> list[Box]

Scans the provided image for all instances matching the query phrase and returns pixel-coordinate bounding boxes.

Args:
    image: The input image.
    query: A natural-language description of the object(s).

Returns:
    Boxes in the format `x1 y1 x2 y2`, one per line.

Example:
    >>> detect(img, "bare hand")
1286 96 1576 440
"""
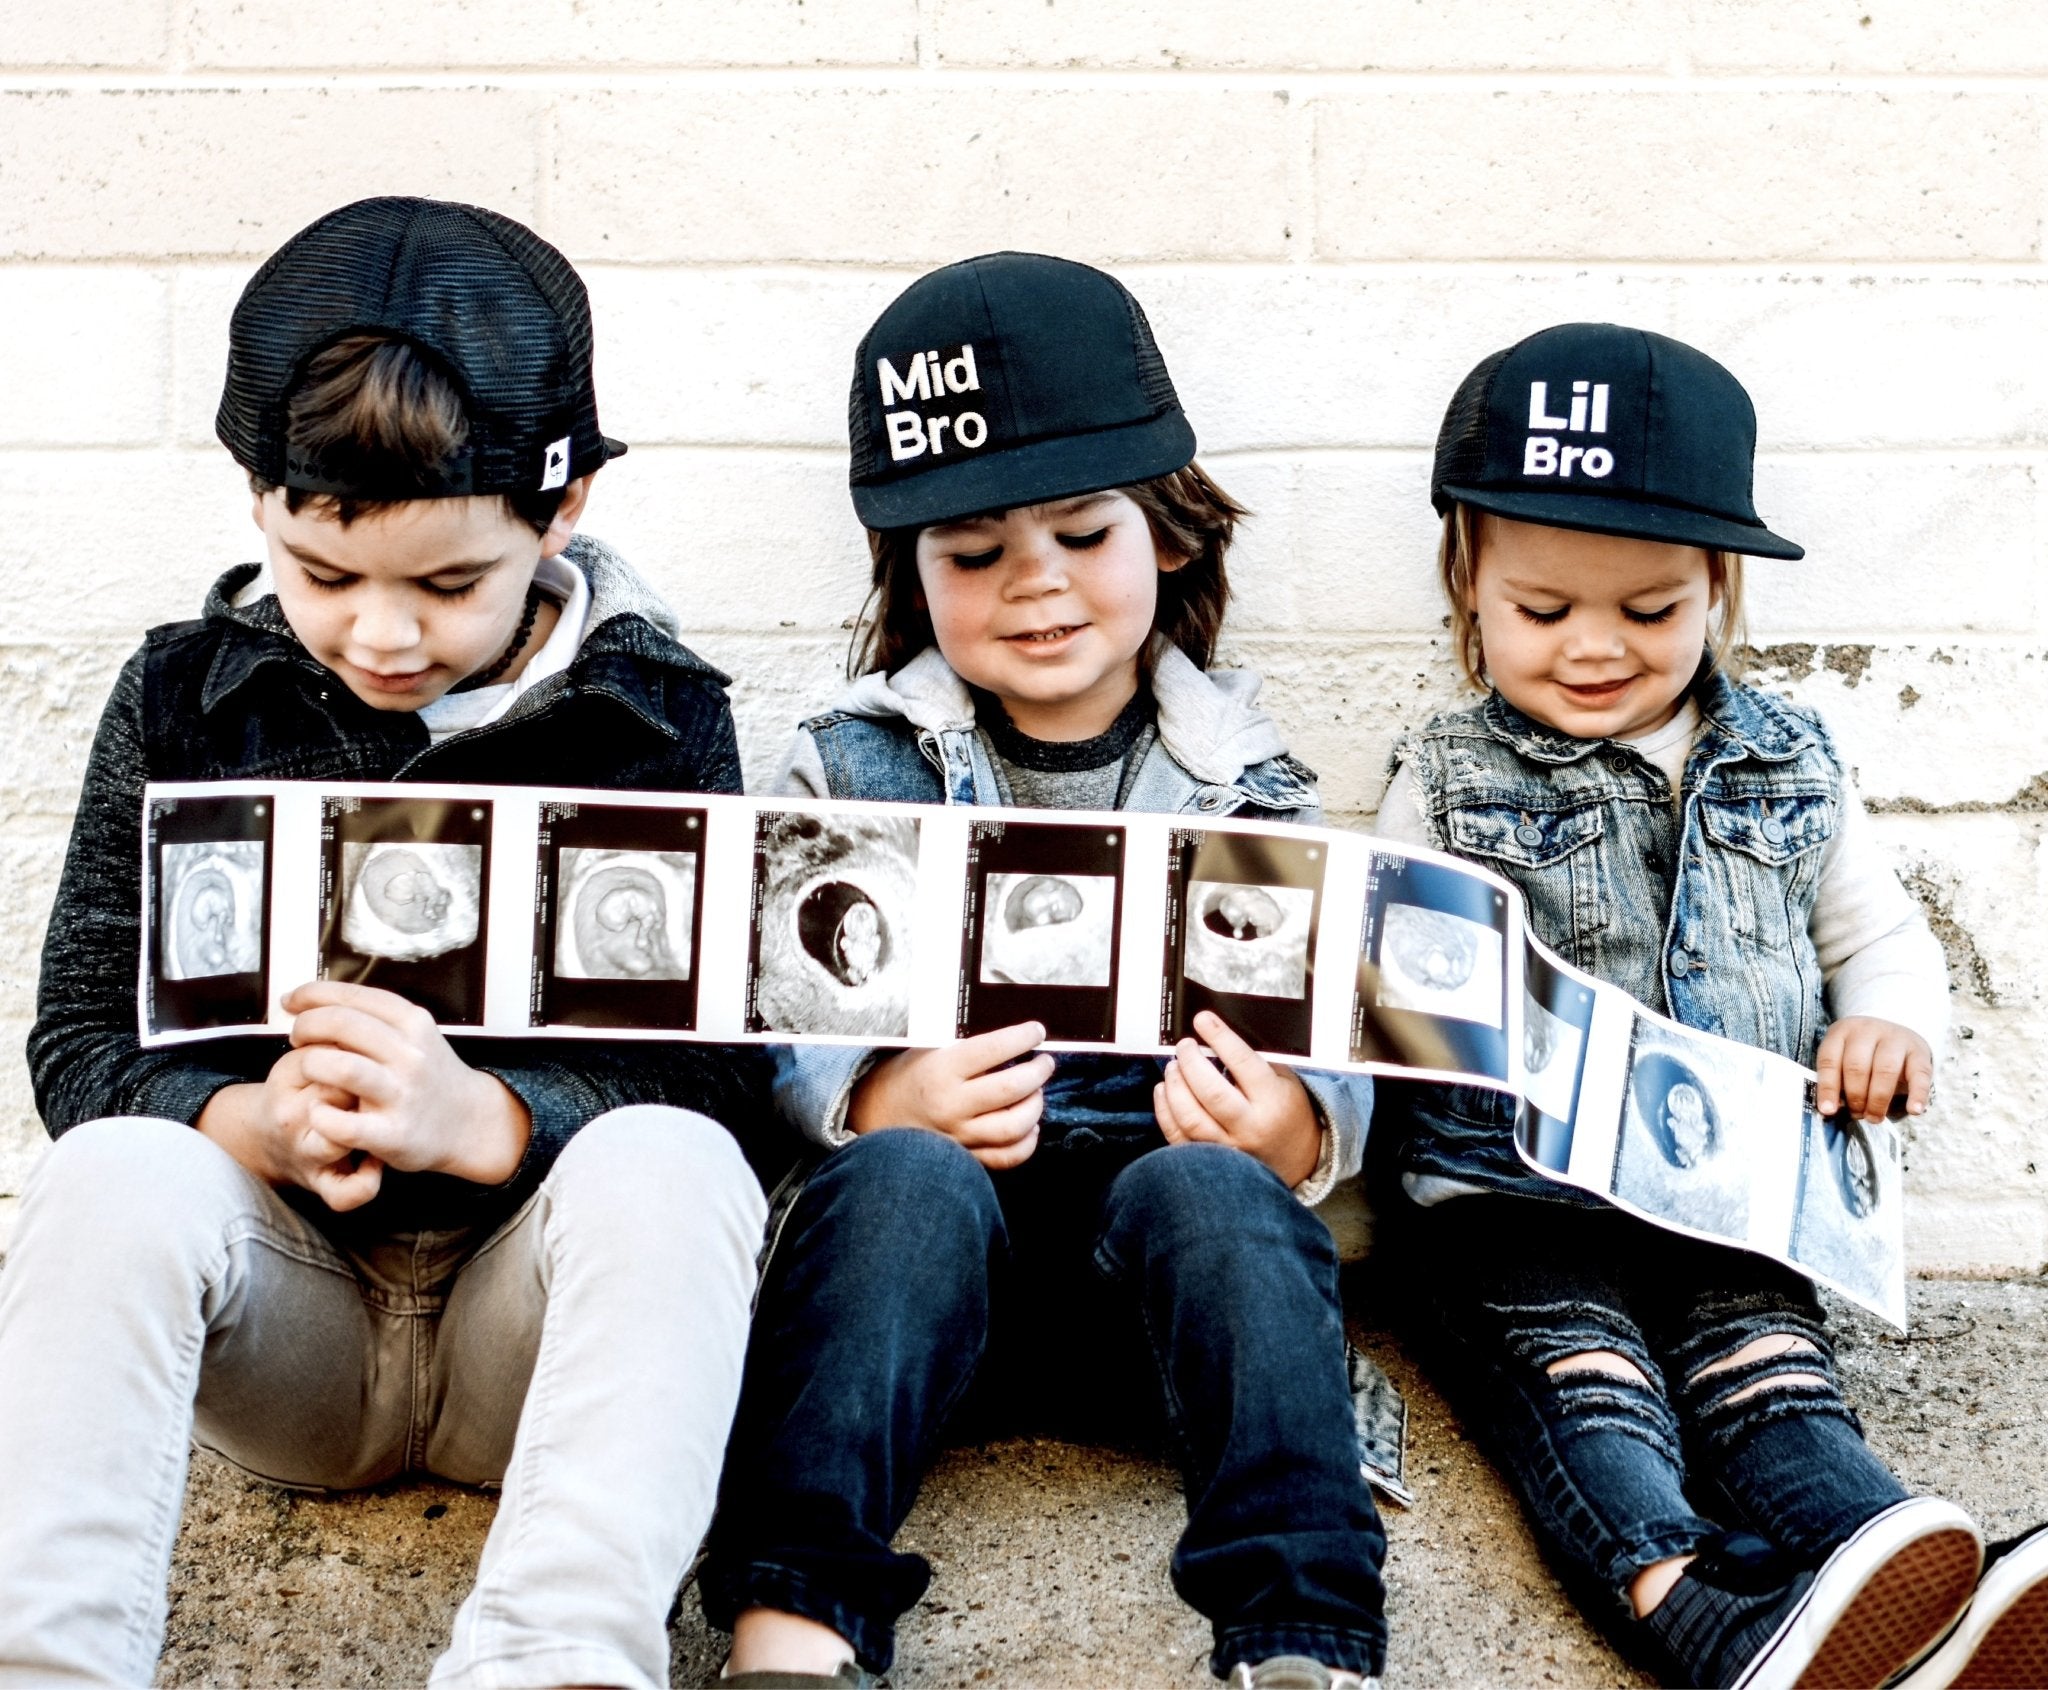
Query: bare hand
847 1021 1051 1169
283 980 531 1186
1814 1016 1934 1123
195 1054 387 1211
1153 1010 1322 1188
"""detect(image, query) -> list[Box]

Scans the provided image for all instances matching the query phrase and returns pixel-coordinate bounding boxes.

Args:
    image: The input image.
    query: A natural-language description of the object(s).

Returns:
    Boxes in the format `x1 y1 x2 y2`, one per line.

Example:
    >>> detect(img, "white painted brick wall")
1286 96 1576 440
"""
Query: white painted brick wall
1 5 2043 1273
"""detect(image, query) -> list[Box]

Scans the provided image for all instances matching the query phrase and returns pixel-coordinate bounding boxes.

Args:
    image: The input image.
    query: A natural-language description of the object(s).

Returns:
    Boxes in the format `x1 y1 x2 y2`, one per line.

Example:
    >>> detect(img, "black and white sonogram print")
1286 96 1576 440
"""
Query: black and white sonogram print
749 810 920 1036
1790 1109 1901 1317
557 851 695 981
1611 1015 1775 1240
1353 852 1510 1080
960 820 1124 1042
1515 942 1597 1172
1376 904 1504 1026
341 843 482 961
534 804 707 1031
162 842 264 980
147 792 273 1033
1165 830 1323 1057
320 797 492 1026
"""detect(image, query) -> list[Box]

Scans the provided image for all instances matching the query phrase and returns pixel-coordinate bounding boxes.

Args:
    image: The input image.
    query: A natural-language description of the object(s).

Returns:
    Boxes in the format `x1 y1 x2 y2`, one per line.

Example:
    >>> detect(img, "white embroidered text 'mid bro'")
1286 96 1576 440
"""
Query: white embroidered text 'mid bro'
1523 380 1614 480
880 343 989 462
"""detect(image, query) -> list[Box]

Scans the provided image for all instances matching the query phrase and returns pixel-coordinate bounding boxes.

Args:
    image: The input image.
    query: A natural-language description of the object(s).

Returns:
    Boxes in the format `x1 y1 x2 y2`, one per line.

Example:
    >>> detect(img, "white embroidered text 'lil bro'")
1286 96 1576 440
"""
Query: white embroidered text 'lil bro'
1523 380 1613 480
881 343 989 462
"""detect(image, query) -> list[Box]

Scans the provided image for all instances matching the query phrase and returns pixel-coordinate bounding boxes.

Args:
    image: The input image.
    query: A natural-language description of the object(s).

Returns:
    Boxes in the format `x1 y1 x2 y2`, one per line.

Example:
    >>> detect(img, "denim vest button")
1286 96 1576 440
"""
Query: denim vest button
1605 750 1631 770
1515 823 1543 847
1198 790 1226 811
1669 951 1692 977
1761 816 1787 844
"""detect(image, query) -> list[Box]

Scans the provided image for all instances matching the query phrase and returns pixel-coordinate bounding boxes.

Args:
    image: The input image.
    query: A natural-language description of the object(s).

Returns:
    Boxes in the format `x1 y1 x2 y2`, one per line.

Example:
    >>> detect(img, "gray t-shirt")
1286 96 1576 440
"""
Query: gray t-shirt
976 684 1154 811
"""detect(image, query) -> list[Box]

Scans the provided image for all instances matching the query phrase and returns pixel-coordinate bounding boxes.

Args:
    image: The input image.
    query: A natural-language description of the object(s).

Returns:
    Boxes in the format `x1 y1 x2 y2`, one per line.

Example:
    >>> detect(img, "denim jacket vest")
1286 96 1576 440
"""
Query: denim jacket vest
769 646 1370 1204
799 705 1321 819
1393 667 1842 1200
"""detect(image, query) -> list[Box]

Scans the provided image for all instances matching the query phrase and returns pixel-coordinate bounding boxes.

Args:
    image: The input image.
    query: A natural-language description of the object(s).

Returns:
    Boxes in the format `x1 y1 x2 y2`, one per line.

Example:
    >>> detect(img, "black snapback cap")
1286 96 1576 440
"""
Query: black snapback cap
217 196 625 501
848 252 1196 530
1432 322 1802 561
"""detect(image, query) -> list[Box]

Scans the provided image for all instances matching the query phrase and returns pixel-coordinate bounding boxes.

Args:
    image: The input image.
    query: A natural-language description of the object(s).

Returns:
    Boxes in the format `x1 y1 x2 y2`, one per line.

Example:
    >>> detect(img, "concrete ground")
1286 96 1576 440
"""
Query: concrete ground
144 1274 2048 1689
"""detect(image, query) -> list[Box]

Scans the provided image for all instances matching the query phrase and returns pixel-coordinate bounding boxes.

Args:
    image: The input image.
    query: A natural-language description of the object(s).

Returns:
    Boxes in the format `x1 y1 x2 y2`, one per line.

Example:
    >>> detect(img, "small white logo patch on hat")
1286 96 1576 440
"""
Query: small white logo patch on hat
1523 381 1613 479
540 436 571 491
878 343 988 463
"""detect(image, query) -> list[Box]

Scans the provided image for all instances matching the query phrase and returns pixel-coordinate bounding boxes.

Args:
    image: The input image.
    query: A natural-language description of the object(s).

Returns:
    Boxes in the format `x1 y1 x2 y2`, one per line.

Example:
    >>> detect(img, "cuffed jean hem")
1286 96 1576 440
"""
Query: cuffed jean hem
1599 1525 1717 1597
1212 1621 1387 1679
431 1642 653 1690
701 1559 921 1677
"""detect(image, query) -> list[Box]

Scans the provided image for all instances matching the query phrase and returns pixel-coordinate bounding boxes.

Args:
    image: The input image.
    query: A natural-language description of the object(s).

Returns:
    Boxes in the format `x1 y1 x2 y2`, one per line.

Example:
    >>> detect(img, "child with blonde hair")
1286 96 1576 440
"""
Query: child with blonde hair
1375 322 2048 1690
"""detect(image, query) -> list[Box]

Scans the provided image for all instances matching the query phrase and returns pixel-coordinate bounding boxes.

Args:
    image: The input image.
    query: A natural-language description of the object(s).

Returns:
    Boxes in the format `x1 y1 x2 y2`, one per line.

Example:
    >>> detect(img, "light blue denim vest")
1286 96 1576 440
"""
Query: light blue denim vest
800 706 1321 819
1394 665 1843 1200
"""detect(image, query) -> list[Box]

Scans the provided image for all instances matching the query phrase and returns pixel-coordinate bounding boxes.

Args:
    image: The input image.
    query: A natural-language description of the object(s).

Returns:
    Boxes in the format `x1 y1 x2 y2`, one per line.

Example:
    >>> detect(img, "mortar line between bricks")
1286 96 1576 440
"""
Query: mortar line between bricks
19 255 2028 277
10 69 2048 91
13 251 2048 275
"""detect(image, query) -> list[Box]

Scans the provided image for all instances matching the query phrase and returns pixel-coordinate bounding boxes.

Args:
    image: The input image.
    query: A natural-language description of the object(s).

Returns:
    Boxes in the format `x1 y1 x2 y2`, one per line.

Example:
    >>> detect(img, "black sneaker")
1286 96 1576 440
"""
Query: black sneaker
1726 1498 1982 1689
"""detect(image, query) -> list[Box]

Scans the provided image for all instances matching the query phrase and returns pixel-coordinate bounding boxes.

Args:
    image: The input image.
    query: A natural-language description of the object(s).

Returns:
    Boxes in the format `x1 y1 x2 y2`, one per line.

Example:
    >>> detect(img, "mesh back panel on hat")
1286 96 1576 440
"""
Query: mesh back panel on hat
1431 347 1511 515
847 326 880 499
1123 289 1181 416
217 197 607 494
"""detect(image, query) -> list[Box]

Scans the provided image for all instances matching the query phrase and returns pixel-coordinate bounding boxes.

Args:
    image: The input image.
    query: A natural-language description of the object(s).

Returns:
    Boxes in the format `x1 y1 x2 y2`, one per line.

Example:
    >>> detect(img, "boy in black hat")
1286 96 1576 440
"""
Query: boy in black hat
699 253 1387 1690
0 198 773 1687
1374 322 2048 1688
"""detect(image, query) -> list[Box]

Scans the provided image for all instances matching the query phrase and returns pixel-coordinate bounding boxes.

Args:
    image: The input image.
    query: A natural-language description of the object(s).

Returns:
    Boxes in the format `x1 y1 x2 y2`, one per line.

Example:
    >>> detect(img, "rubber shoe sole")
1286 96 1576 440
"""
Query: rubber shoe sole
1734 1498 1983 1690
1891 1523 2048 1690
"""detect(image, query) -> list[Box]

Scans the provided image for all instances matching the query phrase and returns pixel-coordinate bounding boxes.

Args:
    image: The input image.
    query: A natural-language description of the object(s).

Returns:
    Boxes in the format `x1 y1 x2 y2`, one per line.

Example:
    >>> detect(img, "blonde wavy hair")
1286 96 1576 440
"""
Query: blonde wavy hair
1436 502 1748 690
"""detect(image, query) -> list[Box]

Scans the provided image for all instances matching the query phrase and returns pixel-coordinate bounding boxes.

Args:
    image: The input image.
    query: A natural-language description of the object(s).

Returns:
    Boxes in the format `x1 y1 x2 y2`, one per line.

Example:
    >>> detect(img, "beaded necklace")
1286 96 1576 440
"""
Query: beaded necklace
455 583 544 692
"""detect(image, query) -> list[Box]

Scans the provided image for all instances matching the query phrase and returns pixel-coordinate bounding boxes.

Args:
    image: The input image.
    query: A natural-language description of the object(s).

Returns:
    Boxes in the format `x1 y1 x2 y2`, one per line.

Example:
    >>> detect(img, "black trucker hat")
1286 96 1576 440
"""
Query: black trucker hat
216 196 625 500
1432 322 1802 560
848 252 1196 530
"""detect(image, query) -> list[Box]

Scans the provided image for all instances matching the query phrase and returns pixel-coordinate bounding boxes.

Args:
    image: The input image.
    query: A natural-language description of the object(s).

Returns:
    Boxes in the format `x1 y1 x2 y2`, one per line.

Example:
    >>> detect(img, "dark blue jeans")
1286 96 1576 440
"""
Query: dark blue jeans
699 1129 1388 1677
1388 1192 1908 1633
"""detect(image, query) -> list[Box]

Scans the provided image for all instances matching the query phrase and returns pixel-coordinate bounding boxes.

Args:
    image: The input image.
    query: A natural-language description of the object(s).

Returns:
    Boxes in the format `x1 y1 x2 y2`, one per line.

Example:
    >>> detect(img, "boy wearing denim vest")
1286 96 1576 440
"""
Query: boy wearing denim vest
1374 324 2048 1689
0 199 773 1687
701 255 1386 1690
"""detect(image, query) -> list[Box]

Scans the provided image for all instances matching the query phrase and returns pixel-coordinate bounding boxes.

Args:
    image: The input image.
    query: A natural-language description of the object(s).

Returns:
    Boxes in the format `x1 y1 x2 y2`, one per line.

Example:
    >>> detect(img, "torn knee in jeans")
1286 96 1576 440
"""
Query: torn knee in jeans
1547 1348 1657 1392
1692 1333 1826 1403
1685 1333 1840 1418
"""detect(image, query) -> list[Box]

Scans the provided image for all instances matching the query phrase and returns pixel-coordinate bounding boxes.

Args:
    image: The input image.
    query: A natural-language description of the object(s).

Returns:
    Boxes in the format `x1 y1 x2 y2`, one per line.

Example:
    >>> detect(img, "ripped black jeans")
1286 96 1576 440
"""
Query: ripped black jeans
1390 1191 1908 1623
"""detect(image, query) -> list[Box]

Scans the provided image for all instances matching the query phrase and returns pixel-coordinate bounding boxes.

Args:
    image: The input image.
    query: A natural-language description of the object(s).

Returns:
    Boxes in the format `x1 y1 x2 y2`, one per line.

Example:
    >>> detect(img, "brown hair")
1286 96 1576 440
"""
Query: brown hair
1436 503 1748 690
847 463 1246 679
247 334 567 534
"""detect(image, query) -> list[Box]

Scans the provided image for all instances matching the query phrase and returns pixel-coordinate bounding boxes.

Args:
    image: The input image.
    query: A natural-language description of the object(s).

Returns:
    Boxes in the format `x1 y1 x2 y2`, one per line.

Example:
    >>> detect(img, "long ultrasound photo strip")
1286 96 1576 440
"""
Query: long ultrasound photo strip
139 781 1904 1326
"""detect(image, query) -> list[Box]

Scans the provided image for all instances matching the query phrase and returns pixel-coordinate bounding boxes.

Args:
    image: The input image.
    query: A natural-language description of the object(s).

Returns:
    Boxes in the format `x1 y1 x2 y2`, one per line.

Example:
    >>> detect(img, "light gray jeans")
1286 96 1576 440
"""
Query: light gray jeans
0 1104 767 1689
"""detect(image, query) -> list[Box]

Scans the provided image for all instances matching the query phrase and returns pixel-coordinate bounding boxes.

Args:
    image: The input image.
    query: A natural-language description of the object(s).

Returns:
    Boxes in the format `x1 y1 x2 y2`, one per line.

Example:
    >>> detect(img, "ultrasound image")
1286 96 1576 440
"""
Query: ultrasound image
1521 990 1586 1126
979 872 1115 988
1375 904 1505 1027
340 842 483 962
160 841 264 980
751 812 919 1036
1183 880 1314 1000
1612 1018 1775 1239
555 849 695 981
1791 1111 1900 1318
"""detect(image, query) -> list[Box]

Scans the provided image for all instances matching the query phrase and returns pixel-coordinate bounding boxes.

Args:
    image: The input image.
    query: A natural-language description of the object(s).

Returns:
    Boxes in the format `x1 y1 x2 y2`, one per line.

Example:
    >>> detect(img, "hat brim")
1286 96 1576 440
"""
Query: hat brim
851 410 1196 530
1444 486 1804 561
